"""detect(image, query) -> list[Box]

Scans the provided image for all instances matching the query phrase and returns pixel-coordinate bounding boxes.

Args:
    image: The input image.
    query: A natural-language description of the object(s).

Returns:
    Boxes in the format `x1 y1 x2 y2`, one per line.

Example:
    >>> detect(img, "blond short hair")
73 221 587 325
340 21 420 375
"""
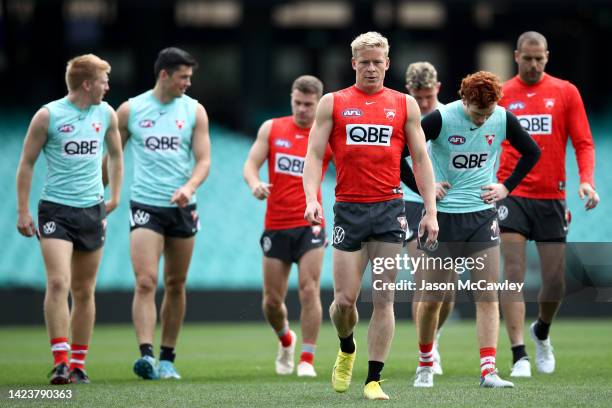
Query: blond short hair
65 54 111 91
405 62 438 90
350 31 389 58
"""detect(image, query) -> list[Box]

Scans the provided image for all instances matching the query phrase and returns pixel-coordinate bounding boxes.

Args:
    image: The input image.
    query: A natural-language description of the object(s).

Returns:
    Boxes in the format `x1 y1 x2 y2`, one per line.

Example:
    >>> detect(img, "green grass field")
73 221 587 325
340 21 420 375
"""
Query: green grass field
1 320 611 407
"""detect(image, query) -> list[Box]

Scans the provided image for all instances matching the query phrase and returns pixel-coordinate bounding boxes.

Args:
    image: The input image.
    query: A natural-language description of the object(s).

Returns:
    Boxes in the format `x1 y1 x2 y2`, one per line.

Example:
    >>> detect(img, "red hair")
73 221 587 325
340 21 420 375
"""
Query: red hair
459 71 503 108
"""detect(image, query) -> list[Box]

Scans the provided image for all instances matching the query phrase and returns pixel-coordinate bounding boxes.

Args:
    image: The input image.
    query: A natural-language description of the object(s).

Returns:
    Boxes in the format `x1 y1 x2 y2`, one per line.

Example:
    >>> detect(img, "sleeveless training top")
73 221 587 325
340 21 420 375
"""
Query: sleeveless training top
330 85 407 203
128 90 198 207
41 97 110 207
265 116 332 230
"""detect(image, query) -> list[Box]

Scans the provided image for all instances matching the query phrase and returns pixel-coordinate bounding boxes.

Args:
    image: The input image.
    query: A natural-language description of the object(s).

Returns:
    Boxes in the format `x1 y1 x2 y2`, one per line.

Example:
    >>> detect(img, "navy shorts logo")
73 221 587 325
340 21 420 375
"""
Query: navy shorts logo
133 210 150 225
262 236 272 252
42 221 56 235
332 226 345 245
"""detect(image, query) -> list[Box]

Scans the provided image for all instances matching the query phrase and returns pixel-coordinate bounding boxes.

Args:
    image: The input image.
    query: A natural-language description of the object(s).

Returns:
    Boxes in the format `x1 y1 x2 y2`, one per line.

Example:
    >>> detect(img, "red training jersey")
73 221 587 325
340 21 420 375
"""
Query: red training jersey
497 73 595 199
330 85 407 203
265 116 332 230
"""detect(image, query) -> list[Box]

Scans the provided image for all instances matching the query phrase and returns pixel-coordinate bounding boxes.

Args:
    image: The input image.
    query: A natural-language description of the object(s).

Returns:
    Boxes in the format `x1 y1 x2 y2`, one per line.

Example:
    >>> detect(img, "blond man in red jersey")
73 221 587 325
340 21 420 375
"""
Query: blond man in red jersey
303 32 438 400
497 31 599 378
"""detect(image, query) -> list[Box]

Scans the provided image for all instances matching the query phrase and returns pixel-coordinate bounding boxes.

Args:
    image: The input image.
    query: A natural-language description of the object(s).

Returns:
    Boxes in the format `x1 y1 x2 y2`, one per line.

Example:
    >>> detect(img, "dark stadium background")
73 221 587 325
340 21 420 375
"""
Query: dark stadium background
1 0 611 324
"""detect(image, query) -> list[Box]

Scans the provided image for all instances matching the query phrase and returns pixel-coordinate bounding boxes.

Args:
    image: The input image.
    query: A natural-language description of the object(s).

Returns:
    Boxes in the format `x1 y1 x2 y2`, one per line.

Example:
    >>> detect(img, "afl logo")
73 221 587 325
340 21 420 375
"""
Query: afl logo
448 135 466 145
508 101 525 111
139 119 155 128
42 221 56 235
342 108 363 117
58 124 75 133
275 139 291 148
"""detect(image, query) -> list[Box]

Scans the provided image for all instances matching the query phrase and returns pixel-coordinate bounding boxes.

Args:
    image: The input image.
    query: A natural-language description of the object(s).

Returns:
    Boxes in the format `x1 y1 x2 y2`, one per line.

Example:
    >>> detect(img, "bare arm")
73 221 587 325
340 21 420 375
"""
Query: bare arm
171 103 211 207
104 107 124 214
16 108 49 237
243 120 272 200
303 93 334 225
102 101 131 187
404 95 439 243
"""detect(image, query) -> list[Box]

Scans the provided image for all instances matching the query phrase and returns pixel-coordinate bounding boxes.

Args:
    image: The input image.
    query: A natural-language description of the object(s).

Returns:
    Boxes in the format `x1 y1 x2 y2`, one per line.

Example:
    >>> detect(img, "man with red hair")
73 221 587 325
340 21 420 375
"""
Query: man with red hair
401 71 540 388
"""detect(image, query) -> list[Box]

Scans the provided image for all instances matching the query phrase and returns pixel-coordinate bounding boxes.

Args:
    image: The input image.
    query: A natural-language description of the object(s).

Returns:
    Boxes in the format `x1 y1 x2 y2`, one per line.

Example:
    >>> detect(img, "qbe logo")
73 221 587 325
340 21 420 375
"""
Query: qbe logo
517 114 552 135
275 153 305 177
144 135 180 152
62 139 100 157
449 151 489 171
346 124 393 146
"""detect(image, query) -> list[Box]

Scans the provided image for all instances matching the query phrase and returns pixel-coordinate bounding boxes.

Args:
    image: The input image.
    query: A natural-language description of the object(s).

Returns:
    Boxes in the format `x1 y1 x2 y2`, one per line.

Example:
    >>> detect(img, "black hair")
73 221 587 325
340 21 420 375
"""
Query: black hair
154 47 198 79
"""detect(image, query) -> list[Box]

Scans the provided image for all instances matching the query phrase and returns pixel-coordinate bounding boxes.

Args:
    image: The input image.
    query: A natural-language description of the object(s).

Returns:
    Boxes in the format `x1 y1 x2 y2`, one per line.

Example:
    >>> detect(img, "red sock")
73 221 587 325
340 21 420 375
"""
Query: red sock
419 343 434 367
480 347 496 377
69 344 88 371
300 351 314 364
277 328 293 348
299 343 316 364
50 337 70 366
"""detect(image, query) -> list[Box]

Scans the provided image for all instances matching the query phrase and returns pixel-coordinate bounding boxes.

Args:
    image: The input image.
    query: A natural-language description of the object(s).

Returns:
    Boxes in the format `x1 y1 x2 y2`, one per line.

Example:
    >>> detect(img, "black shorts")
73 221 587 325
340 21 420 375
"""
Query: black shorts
404 201 424 243
418 208 500 257
332 199 407 252
38 200 106 251
129 201 199 238
260 225 326 263
497 196 568 242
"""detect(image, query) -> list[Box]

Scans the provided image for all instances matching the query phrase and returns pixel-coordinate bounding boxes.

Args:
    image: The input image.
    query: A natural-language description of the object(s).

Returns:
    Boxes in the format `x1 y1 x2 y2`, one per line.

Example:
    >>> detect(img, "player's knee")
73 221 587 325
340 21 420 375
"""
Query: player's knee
165 275 187 295
298 281 320 304
71 284 95 303
135 275 157 294
262 294 283 312
475 299 499 314
503 261 525 281
333 295 357 312
543 277 565 298
46 277 69 297
419 301 442 316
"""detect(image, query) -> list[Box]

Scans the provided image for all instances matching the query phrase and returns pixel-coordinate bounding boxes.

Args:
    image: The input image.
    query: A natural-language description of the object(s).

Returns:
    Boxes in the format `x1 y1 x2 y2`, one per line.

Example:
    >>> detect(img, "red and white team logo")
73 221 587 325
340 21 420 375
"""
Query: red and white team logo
91 122 102 133
176 119 185 130
311 225 322 237
485 134 495 145
397 216 407 233
384 109 396 121
544 98 555 109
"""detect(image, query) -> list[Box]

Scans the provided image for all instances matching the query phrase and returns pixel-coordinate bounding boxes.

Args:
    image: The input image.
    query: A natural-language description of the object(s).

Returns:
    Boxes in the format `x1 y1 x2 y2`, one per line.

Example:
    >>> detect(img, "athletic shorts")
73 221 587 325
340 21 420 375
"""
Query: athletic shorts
129 201 199 238
417 208 500 257
38 200 106 251
332 199 407 252
260 225 326 263
497 196 568 242
404 201 424 243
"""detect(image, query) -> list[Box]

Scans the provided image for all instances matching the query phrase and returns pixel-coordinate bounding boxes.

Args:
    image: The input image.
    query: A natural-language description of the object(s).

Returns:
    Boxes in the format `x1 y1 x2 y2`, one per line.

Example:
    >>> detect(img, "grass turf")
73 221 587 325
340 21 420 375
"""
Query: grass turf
0 319 611 407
